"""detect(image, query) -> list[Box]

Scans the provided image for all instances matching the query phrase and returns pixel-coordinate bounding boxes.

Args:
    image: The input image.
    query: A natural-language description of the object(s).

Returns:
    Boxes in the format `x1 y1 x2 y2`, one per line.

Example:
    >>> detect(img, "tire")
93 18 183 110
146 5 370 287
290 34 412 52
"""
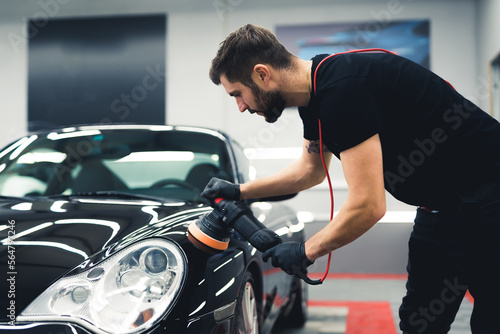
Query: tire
233 271 260 334
276 276 308 328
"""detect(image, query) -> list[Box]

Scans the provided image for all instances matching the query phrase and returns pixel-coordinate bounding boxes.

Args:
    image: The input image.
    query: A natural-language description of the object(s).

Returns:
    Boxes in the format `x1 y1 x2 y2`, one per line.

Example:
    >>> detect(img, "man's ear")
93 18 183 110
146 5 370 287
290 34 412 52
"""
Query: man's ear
253 64 271 85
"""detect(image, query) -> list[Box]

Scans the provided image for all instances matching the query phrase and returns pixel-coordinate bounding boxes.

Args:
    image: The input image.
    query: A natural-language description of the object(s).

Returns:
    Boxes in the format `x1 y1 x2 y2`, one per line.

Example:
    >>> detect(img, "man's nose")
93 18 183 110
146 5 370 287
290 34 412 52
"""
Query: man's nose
236 97 248 113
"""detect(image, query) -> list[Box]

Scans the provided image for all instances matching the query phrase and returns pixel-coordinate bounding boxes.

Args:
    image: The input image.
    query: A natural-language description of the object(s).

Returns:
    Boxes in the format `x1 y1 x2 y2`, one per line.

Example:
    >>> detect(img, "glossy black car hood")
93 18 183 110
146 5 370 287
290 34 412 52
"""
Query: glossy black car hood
0 196 210 321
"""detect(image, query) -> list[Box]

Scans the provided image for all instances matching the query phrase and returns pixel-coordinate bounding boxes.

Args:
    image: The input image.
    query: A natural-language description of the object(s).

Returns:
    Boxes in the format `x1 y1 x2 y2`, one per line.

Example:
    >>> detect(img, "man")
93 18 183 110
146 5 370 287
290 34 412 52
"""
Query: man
202 24 500 333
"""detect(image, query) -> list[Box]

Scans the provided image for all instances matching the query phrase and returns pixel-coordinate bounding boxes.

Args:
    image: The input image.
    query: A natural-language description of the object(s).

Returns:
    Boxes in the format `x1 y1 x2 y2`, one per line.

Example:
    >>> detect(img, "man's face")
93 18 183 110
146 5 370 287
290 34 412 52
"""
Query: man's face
220 75 286 123
248 82 286 123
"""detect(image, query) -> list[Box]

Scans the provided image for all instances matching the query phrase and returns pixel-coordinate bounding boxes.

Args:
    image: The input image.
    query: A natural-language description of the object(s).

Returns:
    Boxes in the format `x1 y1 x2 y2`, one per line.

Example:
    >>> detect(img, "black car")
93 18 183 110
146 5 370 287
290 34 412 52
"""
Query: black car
0 125 307 334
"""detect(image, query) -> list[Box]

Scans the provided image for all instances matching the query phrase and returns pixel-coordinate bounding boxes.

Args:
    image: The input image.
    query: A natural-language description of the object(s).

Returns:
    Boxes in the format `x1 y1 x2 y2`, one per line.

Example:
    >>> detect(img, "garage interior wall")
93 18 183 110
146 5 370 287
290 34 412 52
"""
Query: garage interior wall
0 0 498 272
27 14 166 131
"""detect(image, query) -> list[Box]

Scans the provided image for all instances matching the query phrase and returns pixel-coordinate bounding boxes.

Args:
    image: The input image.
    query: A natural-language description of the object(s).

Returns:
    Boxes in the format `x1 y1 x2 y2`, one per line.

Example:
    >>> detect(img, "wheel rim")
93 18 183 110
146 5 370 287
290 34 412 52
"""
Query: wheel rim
241 282 258 334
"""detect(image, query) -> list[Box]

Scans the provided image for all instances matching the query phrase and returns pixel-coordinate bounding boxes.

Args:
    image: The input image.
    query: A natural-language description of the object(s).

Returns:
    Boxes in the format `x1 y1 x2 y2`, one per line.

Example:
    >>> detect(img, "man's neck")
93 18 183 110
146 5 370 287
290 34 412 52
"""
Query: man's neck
280 58 313 108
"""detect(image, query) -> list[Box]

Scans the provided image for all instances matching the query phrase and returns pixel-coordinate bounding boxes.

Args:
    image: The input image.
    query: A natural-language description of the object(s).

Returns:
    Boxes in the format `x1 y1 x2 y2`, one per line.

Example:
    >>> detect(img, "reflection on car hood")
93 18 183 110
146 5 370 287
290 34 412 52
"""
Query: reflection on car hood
0 196 211 320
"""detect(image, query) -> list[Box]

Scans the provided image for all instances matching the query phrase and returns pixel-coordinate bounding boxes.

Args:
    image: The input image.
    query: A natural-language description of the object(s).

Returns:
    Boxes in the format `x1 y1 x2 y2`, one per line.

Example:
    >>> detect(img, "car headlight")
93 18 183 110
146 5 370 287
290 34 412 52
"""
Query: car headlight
17 238 187 334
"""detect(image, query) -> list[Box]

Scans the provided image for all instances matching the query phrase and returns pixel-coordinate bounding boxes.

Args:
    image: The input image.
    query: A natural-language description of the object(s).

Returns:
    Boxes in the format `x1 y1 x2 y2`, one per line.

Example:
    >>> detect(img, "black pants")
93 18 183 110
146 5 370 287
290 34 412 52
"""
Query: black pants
399 182 500 334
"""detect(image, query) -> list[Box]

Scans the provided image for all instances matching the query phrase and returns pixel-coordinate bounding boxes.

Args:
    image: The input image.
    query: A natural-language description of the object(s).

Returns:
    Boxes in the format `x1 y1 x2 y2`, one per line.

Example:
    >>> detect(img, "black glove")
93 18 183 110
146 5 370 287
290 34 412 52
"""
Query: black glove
201 177 241 200
262 242 322 285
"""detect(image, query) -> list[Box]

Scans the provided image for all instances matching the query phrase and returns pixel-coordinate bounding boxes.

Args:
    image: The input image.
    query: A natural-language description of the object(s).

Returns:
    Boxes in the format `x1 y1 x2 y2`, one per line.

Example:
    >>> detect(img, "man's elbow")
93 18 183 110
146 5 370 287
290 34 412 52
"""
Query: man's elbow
373 205 387 223
309 167 328 187
295 168 325 189
312 174 326 187
366 200 386 225
352 193 386 226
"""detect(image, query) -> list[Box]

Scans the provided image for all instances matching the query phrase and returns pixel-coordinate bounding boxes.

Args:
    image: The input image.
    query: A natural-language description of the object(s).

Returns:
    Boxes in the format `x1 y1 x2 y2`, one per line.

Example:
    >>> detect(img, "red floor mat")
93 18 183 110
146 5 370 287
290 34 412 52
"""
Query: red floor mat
309 300 397 334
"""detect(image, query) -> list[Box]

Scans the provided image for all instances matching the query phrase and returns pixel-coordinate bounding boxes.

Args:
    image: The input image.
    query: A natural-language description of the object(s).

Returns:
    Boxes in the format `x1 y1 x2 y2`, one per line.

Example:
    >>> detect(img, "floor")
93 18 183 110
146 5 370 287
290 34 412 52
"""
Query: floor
272 274 474 334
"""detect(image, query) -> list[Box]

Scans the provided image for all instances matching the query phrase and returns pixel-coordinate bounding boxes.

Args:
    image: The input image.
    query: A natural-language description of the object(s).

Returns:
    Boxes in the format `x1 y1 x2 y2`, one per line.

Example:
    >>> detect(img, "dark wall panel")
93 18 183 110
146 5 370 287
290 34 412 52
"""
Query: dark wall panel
28 15 166 131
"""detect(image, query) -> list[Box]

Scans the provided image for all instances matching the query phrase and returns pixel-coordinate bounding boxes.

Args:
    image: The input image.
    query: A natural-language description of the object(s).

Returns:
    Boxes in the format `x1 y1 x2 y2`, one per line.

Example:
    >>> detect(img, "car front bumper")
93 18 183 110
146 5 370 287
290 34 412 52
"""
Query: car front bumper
0 311 235 334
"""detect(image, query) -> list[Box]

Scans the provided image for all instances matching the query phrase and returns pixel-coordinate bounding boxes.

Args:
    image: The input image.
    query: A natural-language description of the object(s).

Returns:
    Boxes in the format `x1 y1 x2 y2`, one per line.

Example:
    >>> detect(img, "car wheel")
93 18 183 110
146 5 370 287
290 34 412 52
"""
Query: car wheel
233 271 259 334
276 276 308 328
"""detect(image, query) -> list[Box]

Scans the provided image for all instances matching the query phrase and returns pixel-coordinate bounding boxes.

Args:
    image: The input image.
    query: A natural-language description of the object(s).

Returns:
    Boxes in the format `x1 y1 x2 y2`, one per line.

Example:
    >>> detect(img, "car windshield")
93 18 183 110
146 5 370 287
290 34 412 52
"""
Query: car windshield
0 128 234 202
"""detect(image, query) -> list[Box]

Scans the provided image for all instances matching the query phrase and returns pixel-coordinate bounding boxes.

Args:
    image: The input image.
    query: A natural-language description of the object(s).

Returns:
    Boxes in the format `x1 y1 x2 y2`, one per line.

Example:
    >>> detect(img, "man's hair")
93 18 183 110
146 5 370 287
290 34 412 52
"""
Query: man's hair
209 24 294 87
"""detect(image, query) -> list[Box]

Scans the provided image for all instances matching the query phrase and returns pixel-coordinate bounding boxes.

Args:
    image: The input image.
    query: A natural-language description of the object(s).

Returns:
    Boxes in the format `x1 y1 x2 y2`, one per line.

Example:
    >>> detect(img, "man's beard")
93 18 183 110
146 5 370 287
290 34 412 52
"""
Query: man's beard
249 84 286 123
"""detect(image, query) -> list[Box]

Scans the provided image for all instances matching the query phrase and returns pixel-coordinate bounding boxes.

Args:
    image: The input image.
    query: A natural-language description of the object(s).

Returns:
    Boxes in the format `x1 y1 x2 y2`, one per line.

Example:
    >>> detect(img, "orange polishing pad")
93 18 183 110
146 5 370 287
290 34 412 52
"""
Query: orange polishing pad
187 221 229 254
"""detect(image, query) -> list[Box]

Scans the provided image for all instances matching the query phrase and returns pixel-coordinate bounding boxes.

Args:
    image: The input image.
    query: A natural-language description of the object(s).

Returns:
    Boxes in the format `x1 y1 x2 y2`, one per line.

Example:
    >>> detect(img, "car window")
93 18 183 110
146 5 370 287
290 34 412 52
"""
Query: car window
0 147 62 196
0 129 234 201
103 152 218 188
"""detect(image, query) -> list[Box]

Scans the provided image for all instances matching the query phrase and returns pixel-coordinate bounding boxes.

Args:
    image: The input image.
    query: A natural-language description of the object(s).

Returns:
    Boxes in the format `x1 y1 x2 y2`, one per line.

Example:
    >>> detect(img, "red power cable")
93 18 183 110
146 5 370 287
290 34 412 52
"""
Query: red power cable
313 51 455 283
313 49 395 282
318 118 333 283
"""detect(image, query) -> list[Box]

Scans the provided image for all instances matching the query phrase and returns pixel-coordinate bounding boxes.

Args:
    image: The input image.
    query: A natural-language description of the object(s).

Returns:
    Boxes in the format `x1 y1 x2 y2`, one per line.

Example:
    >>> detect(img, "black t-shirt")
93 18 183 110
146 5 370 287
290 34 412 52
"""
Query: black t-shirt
299 52 500 208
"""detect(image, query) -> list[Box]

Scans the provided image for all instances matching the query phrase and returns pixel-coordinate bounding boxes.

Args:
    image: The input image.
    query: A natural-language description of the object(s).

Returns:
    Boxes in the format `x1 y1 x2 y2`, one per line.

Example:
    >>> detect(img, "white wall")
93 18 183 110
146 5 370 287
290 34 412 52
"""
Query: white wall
0 19 28 146
0 0 485 217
